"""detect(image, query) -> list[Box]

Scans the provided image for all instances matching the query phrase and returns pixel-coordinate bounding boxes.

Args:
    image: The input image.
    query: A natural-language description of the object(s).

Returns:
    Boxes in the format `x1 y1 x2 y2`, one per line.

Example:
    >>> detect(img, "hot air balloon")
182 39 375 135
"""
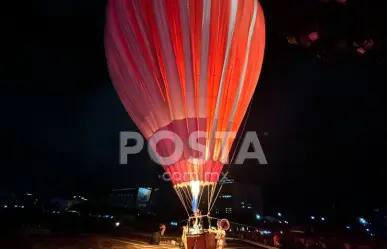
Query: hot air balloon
105 0 265 220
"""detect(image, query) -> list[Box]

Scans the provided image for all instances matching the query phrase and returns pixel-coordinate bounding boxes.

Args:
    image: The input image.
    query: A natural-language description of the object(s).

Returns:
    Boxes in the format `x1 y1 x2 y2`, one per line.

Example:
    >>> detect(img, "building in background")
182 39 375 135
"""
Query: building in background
89 187 157 214
213 176 263 224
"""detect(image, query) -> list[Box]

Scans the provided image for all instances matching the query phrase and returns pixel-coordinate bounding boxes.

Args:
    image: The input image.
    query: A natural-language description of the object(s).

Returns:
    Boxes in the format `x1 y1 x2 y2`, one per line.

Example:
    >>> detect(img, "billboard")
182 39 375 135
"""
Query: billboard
136 188 152 208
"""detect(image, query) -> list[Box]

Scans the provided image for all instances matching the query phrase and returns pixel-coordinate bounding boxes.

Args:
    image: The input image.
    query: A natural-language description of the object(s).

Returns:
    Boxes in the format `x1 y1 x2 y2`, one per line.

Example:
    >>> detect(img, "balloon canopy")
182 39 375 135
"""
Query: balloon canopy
105 0 265 215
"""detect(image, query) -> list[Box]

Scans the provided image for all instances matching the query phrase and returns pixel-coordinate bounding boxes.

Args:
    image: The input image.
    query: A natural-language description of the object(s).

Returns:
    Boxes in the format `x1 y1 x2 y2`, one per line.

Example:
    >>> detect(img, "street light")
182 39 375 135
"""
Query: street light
277 212 282 217
256 214 261 220
311 216 315 220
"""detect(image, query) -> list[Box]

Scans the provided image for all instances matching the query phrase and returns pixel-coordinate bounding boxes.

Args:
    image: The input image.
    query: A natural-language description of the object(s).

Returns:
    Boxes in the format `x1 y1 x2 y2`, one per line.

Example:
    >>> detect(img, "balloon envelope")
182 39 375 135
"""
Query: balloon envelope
105 0 265 211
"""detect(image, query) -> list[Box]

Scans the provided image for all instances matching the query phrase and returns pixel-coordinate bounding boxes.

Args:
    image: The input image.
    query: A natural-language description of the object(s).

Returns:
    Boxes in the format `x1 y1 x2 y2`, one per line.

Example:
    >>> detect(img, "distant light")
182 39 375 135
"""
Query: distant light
115 222 120 227
284 221 288 224
346 226 351 230
321 217 325 221
73 196 76 198
280 231 283 234
4 205 7 208
14 205 18 208
256 214 261 220
26 193 32 196
366 228 370 232
311 216 315 220
21 206 24 208
359 217 368 225
277 213 282 217
278 221 282 224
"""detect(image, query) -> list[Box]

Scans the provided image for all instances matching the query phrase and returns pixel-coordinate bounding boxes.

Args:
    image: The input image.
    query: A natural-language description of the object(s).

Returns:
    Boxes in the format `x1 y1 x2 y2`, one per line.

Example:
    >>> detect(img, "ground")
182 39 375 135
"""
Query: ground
0 234 260 249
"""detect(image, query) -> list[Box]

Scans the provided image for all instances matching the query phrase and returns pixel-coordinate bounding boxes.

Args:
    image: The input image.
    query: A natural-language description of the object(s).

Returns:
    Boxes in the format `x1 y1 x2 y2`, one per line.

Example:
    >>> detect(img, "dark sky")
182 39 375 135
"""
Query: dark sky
1 0 386 214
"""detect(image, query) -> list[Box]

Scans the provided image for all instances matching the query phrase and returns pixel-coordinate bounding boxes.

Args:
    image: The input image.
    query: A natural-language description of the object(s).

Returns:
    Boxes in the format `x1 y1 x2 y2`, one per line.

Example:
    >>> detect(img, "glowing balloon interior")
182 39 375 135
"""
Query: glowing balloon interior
105 0 265 215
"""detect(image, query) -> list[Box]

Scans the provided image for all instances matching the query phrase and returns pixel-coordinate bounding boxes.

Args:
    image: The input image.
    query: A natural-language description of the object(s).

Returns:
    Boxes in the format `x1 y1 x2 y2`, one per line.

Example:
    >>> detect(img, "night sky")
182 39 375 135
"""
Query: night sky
1 0 386 215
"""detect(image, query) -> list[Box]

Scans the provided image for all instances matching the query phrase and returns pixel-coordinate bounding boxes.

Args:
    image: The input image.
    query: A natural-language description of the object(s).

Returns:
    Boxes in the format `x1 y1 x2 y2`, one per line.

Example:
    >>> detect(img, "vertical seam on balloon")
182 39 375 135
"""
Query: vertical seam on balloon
166 0 188 125
205 0 223 163
237 2 265 127
111 0 161 134
129 0 166 102
198 0 211 182
189 0 202 122
208 0 238 158
226 0 258 128
198 0 211 118
221 0 258 162
153 0 185 121
180 0 201 185
179 0 196 167
166 0 191 172
190 0 204 169
111 1 146 98
143 0 174 121
108 0 158 137
119 0 164 131
153 0 188 183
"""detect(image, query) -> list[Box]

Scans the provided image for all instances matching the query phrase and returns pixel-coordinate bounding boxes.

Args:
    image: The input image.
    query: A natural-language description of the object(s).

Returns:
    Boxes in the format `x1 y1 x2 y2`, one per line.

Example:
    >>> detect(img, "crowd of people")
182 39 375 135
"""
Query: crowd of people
235 230 386 249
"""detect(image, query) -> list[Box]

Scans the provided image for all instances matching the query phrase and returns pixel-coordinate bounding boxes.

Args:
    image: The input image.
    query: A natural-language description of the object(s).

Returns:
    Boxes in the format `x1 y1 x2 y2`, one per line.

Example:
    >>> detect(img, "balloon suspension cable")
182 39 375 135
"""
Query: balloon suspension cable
197 183 205 211
183 185 193 206
208 97 255 214
174 187 190 216
207 184 210 214
181 187 194 213
175 188 188 214
209 183 217 211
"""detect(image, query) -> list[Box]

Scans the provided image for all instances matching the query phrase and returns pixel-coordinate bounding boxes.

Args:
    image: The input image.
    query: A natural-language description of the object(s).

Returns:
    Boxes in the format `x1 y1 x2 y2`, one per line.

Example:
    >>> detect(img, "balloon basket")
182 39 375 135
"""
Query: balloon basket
186 232 216 249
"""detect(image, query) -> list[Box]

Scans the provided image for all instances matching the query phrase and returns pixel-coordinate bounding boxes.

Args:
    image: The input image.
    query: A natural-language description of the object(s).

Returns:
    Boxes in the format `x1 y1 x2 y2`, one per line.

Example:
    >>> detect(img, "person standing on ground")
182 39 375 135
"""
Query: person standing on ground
160 223 166 236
